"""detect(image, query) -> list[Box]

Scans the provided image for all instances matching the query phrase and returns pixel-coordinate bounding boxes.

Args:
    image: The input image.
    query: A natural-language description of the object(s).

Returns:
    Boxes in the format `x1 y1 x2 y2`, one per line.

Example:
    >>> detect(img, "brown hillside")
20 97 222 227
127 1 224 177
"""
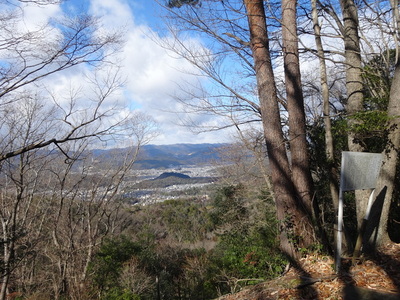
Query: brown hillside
216 243 400 300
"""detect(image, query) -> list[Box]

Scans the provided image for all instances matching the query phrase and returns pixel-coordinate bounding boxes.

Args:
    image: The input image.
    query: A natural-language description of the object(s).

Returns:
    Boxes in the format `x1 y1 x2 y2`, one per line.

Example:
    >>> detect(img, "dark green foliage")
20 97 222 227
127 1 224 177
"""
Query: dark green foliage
348 111 390 152
341 191 358 252
306 49 397 249
136 245 189 299
207 185 286 292
102 288 141 300
359 49 400 244
155 172 190 179
210 225 284 280
362 49 395 111
160 199 214 242
209 184 248 227
350 111 390 133
307 118 346 243
90 236 141 294
130 175 215 190
345 49 396 152
308 117 349 165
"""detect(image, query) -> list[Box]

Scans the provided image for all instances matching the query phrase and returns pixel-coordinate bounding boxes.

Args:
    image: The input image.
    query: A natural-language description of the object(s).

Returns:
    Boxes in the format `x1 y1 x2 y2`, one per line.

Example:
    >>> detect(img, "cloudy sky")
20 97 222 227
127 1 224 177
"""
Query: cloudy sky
40 0 235 145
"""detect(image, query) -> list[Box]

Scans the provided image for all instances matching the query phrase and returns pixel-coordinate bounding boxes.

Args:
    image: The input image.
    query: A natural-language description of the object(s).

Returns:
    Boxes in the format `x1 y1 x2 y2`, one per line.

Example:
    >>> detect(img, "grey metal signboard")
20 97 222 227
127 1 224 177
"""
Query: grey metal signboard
336 151 383 272
340 151 383 191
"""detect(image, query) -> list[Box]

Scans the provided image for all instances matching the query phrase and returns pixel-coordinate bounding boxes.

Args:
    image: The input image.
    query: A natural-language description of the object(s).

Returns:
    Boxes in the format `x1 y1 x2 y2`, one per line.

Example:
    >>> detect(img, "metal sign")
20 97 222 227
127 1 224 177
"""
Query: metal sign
336 151 383 272
340 151 383 191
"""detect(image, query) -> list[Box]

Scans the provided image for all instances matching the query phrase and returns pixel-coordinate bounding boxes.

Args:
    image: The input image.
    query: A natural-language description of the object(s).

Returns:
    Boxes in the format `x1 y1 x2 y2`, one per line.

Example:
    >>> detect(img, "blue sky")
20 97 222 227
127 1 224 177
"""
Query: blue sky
22 0 235 145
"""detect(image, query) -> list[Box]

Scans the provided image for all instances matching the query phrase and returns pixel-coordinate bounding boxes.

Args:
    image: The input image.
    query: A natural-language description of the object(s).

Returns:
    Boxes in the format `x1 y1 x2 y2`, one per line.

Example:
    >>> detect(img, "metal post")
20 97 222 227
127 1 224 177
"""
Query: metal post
352 189 375 264
336 186 344 272
336 154 346 273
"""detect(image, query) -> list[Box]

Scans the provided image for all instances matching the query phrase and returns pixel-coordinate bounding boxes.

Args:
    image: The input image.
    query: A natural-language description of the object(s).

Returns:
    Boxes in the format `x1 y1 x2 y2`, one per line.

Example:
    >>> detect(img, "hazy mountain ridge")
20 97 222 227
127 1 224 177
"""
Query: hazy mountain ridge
89 143 227 169
135 143 227 169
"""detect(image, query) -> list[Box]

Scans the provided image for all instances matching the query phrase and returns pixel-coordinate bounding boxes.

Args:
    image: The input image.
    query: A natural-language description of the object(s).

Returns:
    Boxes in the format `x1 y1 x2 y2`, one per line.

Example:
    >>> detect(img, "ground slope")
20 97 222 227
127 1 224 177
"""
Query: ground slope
216 243 400 300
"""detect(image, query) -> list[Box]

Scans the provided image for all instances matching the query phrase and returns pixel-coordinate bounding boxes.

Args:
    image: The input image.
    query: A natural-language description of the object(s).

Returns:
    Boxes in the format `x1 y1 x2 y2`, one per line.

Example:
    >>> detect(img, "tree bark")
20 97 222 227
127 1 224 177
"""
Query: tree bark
244 0 314 258
311 0 339 214
282 0 315 219
311 0 343 254
365 60 400 249
340 0 363 151
340 0 370 231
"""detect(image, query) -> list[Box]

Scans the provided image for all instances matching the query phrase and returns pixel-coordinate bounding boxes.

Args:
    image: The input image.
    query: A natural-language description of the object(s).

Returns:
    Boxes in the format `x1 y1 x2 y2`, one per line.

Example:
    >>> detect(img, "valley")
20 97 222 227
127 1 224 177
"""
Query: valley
122 165 220 205
112 143 227 205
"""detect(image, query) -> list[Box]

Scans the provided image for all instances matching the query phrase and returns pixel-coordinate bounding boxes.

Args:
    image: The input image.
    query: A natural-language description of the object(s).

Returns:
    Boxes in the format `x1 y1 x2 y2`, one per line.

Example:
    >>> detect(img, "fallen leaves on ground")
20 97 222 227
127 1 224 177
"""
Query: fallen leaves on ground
217 243 400 300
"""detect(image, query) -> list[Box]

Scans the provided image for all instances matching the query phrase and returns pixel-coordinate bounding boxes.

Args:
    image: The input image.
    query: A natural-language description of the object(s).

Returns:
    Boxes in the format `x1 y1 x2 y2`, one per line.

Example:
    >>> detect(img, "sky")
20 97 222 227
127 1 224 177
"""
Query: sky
19 0 235 145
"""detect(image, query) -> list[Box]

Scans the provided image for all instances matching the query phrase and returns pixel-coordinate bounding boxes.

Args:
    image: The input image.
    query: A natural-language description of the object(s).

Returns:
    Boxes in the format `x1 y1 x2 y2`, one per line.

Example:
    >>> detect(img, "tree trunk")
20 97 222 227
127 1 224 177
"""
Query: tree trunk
311 0 342 253
281 0 315 218
0 233 11 300
390 0 400 62
340 0 363 152
311 0 339 214
340 0 369 231
244 0 314 258
365 60 400 249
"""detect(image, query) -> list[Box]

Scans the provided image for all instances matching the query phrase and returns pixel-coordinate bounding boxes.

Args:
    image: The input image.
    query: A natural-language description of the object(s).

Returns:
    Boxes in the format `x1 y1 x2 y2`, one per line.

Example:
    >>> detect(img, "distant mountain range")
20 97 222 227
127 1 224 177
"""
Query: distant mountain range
90 143 228 169
135 143 227 169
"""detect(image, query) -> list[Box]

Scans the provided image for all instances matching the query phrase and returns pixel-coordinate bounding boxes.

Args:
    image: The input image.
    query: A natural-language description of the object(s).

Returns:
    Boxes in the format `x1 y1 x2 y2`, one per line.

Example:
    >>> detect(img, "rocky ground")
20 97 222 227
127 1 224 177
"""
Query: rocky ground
216 243 400 300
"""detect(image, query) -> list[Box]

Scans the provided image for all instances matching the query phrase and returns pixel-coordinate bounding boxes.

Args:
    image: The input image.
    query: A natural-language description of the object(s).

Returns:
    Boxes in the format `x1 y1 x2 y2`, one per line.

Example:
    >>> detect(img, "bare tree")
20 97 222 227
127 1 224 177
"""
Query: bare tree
45 137 143 299
215 129 272 191
0 96 60 299
244 0 315 257
311 0 340 215
156 0 261 134
0 105 156 299
0 1 159 298
0 2 123 161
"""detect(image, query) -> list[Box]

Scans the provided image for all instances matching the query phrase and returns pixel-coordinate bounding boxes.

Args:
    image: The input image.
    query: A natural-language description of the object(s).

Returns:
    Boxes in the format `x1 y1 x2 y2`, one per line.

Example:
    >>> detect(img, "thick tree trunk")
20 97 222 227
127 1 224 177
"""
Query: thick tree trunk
340 0 363 151
340 0 369 231
365 61 400 249
244 0 314 258
281 0 315 218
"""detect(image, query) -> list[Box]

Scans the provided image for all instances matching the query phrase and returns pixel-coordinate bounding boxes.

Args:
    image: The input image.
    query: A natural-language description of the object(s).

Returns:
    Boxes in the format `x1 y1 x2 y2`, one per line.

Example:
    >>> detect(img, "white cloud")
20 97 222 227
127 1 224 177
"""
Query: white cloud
19 1 62 30
89 0 134 28
2 0 233 145
84 0 233 145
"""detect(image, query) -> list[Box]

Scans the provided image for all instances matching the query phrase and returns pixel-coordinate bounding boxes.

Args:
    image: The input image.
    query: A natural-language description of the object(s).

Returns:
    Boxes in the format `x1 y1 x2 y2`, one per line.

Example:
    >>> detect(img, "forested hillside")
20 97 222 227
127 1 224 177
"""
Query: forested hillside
89 184 284 299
